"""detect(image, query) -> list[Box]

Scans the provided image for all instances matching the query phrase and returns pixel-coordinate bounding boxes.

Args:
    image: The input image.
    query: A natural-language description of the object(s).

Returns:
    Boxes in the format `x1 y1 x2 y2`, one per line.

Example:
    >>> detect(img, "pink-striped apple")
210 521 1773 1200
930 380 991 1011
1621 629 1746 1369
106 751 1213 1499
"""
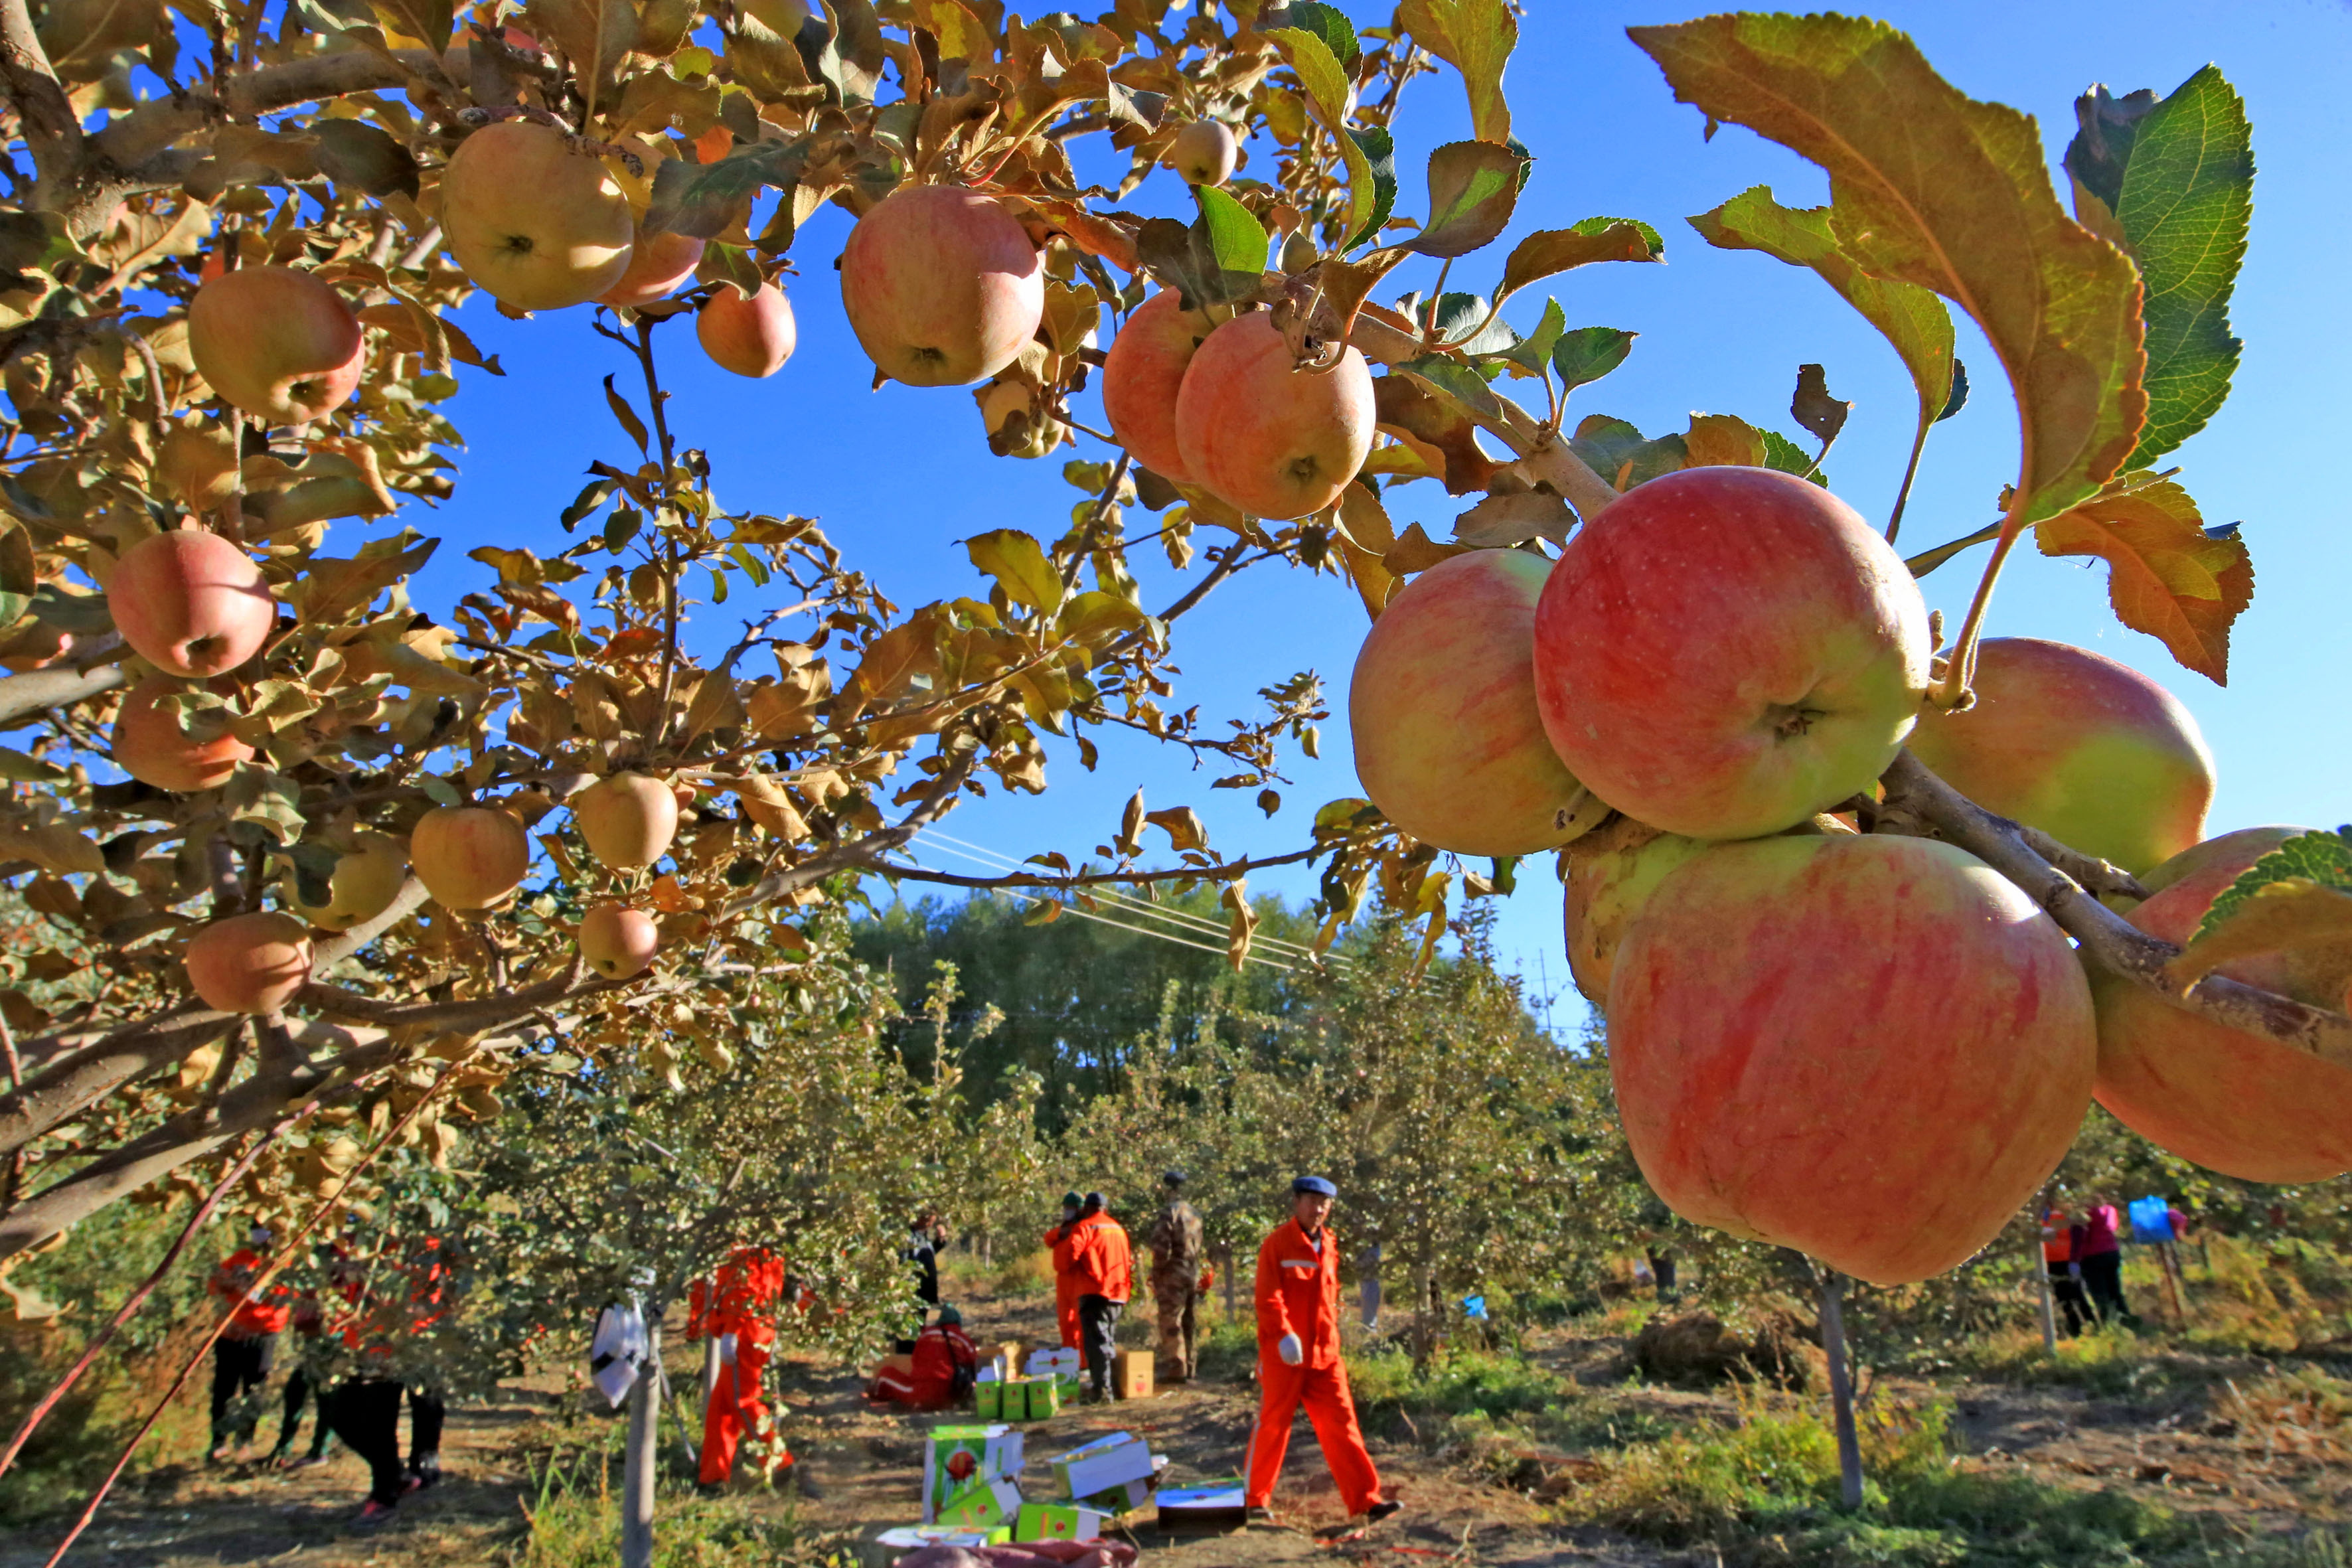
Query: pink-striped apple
1560 817 1707 1005
110 528 275 678
597 228 706 309
573 772 678 869
697 282 797 378
840 185 1043 386
1166 119 1238 187
412 805 530 911
112 676 252 791
291 832 409 932
1904 637 2213 877
1609 832 2094 1284
185 911 313 1014
1103 287 1212 484
439 121 634 311
1175 311 1372 520
1533 467 1930 840
580 902 659 979
187 266 365 424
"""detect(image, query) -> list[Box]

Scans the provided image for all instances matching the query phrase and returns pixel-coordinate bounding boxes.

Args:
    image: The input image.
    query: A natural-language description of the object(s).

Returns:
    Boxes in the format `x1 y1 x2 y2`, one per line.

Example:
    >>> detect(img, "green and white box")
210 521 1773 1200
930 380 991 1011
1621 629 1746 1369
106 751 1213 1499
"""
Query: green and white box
1050 1431 1153 1498
937 1476 1023 1531
1079 1474 1154 1514
921 1423 1024 1522
1015 1501 1110 1542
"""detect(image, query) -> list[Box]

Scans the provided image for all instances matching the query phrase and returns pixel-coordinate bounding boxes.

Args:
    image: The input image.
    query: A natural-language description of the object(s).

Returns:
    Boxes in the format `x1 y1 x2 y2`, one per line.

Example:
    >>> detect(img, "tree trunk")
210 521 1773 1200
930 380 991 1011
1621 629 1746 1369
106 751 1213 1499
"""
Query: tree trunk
1219 1243 1235 1323
621 1311 662 1568
2031 1216 2057 1353
1818 1268 1863 1510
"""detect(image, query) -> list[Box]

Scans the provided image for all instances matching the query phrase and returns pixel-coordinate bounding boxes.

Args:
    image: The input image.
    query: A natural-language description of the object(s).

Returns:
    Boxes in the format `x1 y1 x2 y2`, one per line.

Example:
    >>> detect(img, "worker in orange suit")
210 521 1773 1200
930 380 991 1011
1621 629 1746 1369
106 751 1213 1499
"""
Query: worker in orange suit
1044 1191 1083 1350
1067 1190 1131 1400
1245 1177 1401 1526
867 1305 979 1408
687 1243 791 1492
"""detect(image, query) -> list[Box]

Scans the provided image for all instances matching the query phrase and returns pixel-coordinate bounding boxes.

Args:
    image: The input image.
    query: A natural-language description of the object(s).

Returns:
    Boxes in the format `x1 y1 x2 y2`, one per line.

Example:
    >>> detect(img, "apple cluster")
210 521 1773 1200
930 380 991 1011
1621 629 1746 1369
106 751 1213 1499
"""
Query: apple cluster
1348 465 2351 1285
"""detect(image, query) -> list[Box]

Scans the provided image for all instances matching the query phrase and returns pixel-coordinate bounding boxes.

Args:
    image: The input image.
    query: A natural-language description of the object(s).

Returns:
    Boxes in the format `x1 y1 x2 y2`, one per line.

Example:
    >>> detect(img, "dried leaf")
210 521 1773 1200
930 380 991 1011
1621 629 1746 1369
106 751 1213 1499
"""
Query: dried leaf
2033 472 2251 684
1452 491 1571 548
1498 219 1663 301
2167 878 2352 991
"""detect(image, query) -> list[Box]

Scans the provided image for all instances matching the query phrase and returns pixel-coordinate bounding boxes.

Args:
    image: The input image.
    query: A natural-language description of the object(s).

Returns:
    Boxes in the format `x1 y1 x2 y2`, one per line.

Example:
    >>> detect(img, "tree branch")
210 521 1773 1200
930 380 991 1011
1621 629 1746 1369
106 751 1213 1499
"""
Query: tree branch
0 635 126 728
0 0 81 204
92 48 465 171
1879 749 2352 1068
878 843 1320 892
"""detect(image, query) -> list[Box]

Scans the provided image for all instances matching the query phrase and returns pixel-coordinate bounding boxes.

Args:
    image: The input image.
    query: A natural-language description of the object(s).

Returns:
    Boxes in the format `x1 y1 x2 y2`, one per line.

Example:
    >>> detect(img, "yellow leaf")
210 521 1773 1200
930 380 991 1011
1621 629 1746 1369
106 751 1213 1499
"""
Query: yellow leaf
966 528 1065 615
2164 880 2352 991
1397 0 1516 145
1683 413 1768 469
2033 473 2251 684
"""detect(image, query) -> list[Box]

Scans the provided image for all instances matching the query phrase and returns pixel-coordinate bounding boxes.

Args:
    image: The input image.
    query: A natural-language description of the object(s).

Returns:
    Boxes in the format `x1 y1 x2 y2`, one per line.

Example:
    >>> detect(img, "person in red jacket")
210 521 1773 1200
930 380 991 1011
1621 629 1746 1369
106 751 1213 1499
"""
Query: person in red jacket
1067 1191 1131 1400
1044 1192 1083 1350
868 1306 979 1408
206 1225 292 1459
1246 1177 1400 1526
688 1243 792 1491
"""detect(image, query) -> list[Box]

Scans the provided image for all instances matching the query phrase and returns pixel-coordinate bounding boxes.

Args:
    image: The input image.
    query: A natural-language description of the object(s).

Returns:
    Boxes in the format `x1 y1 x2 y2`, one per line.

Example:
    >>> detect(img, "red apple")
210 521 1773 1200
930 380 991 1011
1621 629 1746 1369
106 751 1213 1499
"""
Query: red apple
439 121 635 311
187 266 365 424
1532 467 1930 840
696 282 797 378
1174 311 1373 520
839 185 1044 386
2090 828 2352 1183
112 676 252 791
1348 548 1594 856
1166 119 1239 187
1560 817 1707 1004
291 832 410 932
185 911 313 1014
597 228 706 309
572 772 678 870
110 528 275 678
412 805 531 911
1610 832 2096 1285
1103 287 1211 485
1904 638 2213 878
579 902 659 980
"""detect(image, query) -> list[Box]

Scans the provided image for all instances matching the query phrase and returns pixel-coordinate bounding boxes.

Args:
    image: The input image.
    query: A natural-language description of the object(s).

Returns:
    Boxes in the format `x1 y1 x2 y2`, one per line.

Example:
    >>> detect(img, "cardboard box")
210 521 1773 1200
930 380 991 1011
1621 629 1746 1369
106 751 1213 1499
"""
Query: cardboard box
1002 1380 1028 1421
921 1424 1024 1522
1115 1348 1152 1399
937 1476 1023 1531
1050 1431 1154 1499
1155 1478 1247 1531
1015 1501 1109 1542
1078 1475 1154 1514
1030 1377 1061 1418
973 1380 1000 1419
1025 1346 1081 1379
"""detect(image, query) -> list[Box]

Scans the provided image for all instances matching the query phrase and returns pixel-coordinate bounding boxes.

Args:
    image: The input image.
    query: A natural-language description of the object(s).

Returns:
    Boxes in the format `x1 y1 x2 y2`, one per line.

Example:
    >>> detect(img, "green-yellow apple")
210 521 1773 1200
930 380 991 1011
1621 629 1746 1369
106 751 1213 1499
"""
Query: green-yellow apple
1102 287 1212 485
112 676 252 791
1904 637 2213 877
580 902 659 979
1348 548 1595 856
1560 816 1707 1005
696 281 797 378
597 228 706 309
185 911 313 1014
1166 119 1238 187
839 185 1044 386
412 804 530 911
1174 311 1373 520
573 772 678 870
291 832 410 932
439 121 635 311
977 379 1066 458
2090 828 2352 1183
1610 833 2094 1285
187 266 365 424
110 528 275 678
1533 466 1930 840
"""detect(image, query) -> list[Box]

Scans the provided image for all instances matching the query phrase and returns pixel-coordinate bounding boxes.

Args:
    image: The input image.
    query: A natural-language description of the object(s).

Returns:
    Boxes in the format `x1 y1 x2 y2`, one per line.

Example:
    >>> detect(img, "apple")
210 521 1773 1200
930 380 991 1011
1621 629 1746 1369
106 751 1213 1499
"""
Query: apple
112 676 252 791
291 832 410 932
1174 311 1373 520
1532 467 1930 840
110 528 276 678
2090 828 2352 1183
1166 119 1238 187
1560 818 1707 1005
579 902 659 980
1610 832 2095 1285
185 911 314 1015
838 185 1044 386
187 266 365 425
2134 824 2303 902
978 379 1067 458
1348 548 1595 856
696 281 797 378
1102 287 1212 485
597 228 706 309
412 805 531 911
572 771 679 870
1904 637 2213 878
439 121 635 311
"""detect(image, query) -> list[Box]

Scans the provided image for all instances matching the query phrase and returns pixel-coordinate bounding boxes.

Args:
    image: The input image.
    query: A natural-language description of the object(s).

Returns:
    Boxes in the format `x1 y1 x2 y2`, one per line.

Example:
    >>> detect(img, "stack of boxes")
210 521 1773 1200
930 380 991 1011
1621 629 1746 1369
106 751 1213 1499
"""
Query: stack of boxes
890 1420 1170 1558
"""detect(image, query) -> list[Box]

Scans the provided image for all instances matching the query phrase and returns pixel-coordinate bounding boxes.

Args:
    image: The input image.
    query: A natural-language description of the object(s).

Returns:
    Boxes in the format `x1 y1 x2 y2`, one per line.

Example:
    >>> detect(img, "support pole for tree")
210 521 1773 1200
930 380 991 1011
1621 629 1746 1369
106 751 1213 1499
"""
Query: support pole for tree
1817 1267 1864 1511
621 1308 663 1568
2032 1200 2057 1353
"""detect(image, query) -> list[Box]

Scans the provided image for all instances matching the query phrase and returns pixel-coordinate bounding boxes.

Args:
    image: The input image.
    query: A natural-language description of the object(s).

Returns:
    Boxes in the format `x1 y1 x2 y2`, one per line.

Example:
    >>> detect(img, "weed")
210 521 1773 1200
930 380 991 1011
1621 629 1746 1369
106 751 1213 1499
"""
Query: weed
510 1427 854 1568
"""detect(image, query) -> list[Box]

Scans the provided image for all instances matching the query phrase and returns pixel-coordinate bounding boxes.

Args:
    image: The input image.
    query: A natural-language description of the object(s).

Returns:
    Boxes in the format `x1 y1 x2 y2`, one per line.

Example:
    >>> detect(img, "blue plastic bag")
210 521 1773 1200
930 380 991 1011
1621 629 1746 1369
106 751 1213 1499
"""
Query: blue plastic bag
1462 1294 1488 1320
2128 1196 2173 1245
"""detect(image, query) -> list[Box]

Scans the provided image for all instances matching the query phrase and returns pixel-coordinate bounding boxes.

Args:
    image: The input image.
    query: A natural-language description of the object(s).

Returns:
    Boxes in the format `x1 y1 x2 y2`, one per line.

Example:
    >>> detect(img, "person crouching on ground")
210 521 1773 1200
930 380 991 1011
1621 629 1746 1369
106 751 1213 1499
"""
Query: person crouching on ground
868 1306 979 1409
1245 1176 1400 1527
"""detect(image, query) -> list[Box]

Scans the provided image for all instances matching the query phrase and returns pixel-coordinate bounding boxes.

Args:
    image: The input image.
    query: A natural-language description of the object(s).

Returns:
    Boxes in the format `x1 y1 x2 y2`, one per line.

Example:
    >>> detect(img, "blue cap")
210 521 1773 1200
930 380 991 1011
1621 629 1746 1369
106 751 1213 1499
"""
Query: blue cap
1292 1176 1338 1198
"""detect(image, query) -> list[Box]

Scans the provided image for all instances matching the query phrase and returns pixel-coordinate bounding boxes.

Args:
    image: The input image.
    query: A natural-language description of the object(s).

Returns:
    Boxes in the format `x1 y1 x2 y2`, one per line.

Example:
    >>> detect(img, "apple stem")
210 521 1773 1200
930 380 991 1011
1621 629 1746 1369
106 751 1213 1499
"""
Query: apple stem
1932 505 2025 710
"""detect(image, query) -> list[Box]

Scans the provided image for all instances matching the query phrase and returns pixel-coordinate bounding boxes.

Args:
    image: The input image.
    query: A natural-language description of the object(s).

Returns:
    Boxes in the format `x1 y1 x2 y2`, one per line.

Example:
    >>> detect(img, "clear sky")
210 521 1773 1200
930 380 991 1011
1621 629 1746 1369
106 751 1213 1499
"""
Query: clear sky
390 1 2352 1036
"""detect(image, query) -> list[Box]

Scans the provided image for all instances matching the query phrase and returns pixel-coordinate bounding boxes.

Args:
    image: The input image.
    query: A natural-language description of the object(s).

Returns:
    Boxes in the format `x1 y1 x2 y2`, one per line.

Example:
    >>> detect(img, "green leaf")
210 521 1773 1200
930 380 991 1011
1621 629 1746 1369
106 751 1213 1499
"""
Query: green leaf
1567 415 1686 493
1632 14 2145 526
1409 140 1529 258
1426 293 1512 354
0 521 35 630
1344 127 1397 252
1267 27 1368 244
1395 354 1506 428
1498 297 1565 377
644 139 811 240
1496 220 1662 301
1549 326 1634 394
2196 828 2352 942
1938 358 1970 422
1759 428 1827 487
0 746 66 784
1271 1 1358 66
1397 0 1517 145
967 529 1065 616
420 774 463 807
2110 66 2252 467
1689 185 1954 451
1194 185 1269 278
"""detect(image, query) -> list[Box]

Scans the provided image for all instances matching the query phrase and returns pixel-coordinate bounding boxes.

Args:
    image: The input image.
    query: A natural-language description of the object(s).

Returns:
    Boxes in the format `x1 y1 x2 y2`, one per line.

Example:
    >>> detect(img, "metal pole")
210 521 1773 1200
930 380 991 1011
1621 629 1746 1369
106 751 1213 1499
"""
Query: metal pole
1818 1267 1863 1511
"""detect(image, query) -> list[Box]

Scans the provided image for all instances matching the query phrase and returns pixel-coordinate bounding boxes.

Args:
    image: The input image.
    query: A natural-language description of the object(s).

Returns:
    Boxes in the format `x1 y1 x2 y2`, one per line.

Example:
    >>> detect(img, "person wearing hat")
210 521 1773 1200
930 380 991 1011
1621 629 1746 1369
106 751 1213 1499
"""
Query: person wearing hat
206 1224 292 1460
1043 1192 1084 1350
1247 1177 1399 1526
869 1306 978 1409
1148 1170 1206 1383
1067 1191 1133 1400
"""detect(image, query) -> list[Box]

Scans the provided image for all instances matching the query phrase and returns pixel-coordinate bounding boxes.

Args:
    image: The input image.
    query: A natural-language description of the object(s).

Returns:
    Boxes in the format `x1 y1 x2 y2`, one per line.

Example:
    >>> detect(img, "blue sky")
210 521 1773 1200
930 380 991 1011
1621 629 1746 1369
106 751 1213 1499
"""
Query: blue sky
388 1 2352 1036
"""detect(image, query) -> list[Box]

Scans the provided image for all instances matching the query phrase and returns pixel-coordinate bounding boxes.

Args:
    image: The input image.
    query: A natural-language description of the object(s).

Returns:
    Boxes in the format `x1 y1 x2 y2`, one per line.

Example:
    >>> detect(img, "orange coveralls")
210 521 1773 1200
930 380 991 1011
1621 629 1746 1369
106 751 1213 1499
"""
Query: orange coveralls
1246 1217 1385 1516
688 1246 790 1486
1044 1220 1082 1349
869 1321 978 1408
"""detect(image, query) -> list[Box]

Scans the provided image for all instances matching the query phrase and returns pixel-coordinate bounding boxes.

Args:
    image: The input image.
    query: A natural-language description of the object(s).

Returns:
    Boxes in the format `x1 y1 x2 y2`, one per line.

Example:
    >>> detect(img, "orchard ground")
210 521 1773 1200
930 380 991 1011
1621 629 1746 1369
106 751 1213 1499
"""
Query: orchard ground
7 1242 2352 1568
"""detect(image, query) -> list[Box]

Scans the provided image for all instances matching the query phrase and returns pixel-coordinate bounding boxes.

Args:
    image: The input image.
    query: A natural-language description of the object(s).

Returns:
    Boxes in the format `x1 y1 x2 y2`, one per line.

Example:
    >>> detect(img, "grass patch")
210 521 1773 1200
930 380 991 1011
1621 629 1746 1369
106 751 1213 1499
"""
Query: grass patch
510 1428 853 1568
1950 1324 2232 1403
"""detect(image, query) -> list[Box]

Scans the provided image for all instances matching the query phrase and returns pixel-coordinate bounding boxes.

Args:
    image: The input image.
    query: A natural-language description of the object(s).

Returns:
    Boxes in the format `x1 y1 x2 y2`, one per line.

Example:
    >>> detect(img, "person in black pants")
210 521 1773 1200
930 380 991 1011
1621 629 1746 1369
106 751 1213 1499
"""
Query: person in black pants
406 1385 445 1489
270 1366 333 1466
209 1334 275 1455
323 1377 408 1521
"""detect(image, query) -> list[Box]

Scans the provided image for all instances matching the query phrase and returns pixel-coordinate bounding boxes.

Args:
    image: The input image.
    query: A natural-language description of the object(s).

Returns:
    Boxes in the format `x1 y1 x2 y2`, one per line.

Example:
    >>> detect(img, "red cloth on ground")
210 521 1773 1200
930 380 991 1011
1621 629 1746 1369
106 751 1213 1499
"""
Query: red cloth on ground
1245 1216 1383 1514
207 1249 291 1337
896 1541 1137 1568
